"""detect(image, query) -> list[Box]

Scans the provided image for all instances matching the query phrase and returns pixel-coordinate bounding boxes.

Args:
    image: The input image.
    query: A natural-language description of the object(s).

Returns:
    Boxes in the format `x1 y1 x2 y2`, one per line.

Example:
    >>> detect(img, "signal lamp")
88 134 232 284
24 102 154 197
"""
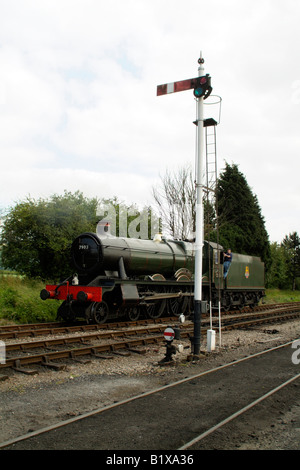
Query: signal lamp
193 74 212 99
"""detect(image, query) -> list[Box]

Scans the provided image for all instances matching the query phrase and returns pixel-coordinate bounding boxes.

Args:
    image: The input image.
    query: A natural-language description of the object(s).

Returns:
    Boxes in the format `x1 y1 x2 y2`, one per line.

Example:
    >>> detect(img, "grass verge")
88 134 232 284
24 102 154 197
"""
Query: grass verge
264 288 300 304
0 274 59 325
0 274 299 325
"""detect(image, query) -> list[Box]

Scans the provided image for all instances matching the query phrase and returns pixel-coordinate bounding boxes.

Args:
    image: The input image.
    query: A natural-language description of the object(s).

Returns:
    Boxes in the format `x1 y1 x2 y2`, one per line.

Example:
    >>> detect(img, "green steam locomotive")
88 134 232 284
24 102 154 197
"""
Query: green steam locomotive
40 231 265 323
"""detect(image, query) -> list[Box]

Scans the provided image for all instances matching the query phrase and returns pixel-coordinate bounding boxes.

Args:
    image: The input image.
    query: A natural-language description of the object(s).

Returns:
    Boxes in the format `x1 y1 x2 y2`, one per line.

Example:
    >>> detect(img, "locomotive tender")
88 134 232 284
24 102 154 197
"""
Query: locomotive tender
40 231 265 323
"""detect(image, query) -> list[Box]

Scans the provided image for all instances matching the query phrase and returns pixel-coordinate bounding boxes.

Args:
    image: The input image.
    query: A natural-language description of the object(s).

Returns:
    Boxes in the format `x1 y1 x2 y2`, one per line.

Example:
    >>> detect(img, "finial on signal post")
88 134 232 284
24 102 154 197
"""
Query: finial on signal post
198 51 204 65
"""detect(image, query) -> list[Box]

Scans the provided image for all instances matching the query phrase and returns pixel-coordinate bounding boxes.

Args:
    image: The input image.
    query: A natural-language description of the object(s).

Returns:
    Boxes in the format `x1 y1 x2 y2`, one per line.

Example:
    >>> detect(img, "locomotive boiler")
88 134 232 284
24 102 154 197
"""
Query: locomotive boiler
40 231 265 323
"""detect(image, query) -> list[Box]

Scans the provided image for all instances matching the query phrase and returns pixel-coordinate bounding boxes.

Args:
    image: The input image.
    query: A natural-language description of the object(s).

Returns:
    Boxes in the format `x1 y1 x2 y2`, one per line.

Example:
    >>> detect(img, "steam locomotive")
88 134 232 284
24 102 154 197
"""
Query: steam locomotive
40 230 265 323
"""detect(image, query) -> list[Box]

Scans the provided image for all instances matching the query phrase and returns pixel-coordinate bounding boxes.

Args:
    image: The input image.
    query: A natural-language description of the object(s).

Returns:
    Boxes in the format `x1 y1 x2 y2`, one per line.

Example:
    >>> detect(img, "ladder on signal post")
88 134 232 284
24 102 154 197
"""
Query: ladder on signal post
204 118 218 208
203 118 221 313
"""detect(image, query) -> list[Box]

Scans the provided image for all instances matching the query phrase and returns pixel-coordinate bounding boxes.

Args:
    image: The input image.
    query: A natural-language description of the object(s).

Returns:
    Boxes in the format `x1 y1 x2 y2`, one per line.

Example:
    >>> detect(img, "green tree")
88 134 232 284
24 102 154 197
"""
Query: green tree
281 232 300 290
215 162 270 266
1 192 161 281
265 242 289 288
0 191 99 280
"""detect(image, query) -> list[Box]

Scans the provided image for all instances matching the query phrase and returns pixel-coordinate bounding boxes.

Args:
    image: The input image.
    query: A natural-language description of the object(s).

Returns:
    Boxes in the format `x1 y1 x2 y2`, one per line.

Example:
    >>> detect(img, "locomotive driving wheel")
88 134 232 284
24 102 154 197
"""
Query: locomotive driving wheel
145 286 167 319
126 306 140 321
146 299 166 319
167 290 189 317
91 301 109 324
141 283 167 320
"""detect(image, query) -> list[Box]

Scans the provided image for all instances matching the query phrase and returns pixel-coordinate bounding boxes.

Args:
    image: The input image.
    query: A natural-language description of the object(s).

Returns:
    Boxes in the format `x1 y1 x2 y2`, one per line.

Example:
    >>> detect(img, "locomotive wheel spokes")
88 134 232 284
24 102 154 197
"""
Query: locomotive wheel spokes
143 285 167 319
91 301 109 324
249 294 258 310
146 298 166 319
127 306 140 321
168 292 189 316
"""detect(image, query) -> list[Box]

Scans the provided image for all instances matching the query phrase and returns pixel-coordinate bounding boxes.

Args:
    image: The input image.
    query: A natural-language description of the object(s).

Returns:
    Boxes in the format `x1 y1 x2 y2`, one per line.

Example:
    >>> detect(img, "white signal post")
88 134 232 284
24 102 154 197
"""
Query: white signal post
157 53 212 358
193 53 205 357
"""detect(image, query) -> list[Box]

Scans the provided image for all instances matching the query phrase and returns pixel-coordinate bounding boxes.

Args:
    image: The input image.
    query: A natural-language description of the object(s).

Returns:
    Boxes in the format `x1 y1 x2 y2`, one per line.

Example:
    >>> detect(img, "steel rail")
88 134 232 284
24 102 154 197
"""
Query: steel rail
178 372 300 450
0 334 172 370
1 302 299 340
4 306 300 353
0 316 177 340
1 307 299 371
0 340 298 450
4 323 186 352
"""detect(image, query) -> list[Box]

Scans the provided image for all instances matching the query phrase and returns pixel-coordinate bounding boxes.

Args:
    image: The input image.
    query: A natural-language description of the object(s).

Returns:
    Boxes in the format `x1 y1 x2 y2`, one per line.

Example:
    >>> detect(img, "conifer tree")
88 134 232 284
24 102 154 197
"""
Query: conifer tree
281 232 300 290
216 162 270 265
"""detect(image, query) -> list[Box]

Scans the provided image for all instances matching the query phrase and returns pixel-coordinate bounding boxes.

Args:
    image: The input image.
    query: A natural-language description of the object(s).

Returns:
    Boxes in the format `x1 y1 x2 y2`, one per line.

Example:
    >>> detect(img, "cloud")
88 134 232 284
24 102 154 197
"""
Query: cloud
0 167 155 211
0 0 299 244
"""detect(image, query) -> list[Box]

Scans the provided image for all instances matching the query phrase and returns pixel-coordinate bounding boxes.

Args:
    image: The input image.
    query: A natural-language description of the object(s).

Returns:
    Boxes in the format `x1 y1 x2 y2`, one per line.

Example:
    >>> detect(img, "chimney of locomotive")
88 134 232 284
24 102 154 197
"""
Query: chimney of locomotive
97 221 113 238
153 233 162 242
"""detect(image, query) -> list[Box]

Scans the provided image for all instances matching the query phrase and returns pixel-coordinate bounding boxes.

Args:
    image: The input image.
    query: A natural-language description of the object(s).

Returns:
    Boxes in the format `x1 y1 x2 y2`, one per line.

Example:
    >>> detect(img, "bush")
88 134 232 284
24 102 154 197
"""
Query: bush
0 275 59 324
264 288 300 304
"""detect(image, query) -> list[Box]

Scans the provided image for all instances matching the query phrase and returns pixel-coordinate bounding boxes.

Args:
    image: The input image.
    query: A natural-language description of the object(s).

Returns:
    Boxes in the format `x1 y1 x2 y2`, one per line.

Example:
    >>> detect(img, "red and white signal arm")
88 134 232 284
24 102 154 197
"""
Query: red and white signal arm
157 77 198 96
164 327 175 341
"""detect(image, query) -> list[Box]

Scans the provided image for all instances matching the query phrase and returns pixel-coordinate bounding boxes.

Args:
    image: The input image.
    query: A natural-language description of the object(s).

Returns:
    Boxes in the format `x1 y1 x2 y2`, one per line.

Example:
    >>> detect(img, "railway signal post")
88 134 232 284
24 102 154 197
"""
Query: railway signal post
157 52 213 358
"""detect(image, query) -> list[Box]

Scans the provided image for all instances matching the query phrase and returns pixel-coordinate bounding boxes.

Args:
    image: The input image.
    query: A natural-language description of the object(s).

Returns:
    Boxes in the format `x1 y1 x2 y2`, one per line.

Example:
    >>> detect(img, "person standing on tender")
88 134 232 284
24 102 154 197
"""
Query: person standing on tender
223 249 232 279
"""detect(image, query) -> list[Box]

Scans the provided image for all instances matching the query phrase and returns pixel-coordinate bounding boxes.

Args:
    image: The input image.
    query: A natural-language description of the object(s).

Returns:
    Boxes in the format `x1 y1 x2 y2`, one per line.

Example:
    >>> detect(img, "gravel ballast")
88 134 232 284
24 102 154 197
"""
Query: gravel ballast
1 319 299 449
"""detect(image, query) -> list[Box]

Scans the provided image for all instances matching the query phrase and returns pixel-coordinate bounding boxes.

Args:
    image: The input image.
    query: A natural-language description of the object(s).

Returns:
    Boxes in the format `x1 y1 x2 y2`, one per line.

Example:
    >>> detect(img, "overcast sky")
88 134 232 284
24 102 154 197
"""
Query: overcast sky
0 0 299 243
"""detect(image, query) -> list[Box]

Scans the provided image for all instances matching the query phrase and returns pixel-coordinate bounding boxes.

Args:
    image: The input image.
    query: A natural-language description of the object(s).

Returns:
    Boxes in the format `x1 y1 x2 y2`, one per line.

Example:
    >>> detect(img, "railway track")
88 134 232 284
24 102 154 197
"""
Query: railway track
1 340 299 450
0 302 299 375
0 316 175 340
1 302 299 339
